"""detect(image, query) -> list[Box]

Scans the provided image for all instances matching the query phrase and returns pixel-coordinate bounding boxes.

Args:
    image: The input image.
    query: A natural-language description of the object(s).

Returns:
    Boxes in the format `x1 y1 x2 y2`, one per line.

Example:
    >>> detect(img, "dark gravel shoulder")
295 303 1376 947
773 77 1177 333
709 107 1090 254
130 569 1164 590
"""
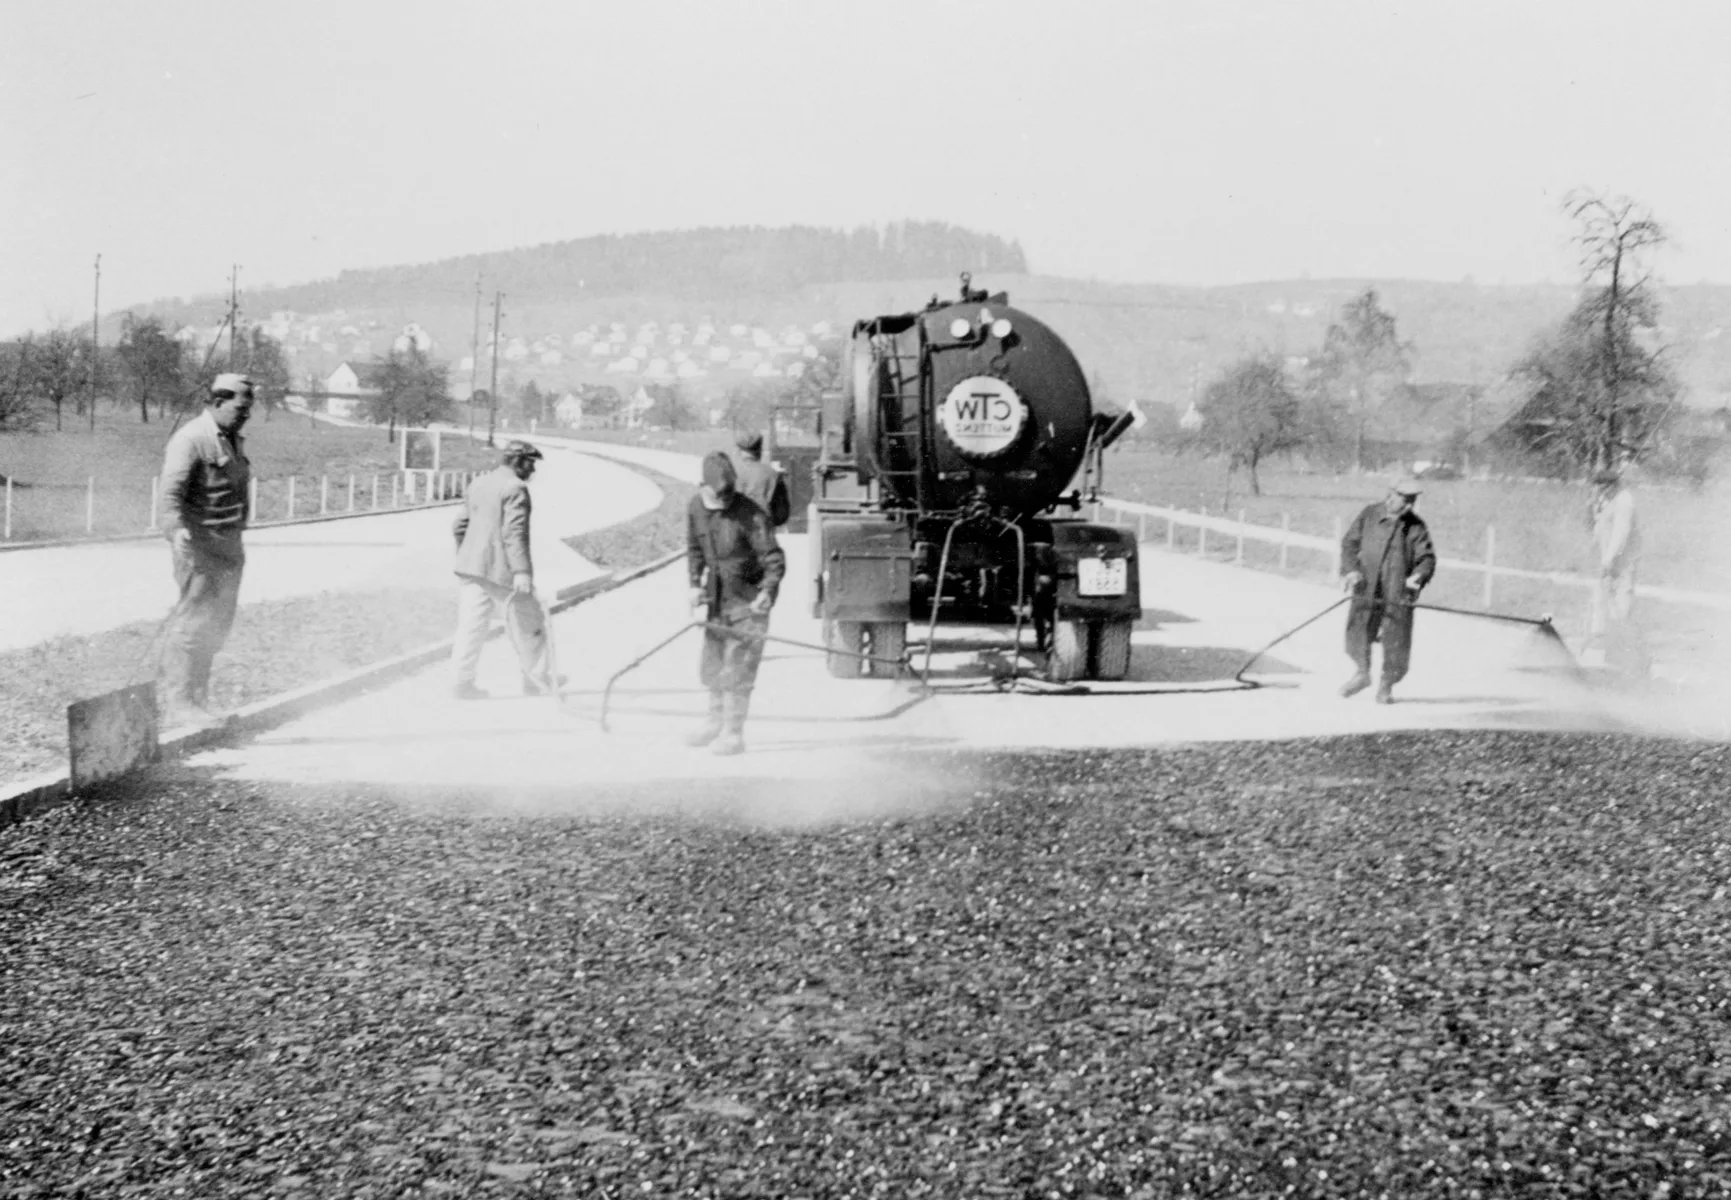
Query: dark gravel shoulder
3 731 1729 1197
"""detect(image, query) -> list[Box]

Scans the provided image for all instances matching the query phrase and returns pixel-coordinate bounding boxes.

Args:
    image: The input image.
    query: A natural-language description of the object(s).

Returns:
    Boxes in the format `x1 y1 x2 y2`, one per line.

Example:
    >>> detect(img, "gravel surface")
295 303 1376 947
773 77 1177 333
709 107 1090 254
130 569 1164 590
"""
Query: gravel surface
3 731 1728 1197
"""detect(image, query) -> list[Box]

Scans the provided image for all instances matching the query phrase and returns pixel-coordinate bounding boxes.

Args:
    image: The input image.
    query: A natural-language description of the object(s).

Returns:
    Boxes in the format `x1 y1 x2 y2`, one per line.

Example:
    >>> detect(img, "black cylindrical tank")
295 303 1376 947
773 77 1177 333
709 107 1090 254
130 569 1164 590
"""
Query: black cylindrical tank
848 294 1092 515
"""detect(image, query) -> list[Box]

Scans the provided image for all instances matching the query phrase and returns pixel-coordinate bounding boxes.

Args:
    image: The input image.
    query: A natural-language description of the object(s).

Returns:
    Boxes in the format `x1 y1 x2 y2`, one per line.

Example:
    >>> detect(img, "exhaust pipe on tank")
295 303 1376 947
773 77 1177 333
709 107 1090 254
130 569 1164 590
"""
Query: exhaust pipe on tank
1093 409 1137 453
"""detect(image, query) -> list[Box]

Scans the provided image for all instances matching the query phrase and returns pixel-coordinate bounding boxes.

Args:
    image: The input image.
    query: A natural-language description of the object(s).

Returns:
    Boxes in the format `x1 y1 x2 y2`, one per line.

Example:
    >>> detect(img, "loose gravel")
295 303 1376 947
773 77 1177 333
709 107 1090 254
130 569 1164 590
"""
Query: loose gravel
3 730 1728 1197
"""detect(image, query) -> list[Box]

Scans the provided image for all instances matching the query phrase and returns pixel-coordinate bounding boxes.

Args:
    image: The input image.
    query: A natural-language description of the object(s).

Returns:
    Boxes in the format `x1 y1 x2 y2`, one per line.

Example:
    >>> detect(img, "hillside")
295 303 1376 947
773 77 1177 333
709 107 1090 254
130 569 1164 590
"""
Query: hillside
117 227 1731 411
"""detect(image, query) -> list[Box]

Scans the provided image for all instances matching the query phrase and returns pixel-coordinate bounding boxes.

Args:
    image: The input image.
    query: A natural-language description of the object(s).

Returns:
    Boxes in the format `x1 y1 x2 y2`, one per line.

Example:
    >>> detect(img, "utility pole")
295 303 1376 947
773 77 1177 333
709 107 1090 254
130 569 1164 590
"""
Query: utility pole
228 264 241 370
488 291 503 448
89 254 100 432
468 274 481 438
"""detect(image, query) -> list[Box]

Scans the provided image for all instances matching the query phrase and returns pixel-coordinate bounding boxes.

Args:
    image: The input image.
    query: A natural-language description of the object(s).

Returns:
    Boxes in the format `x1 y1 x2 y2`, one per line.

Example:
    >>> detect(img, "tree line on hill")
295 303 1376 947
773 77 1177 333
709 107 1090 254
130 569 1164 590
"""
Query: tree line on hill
242 223 1028 316
1182 191 1724 492
0 315 293 433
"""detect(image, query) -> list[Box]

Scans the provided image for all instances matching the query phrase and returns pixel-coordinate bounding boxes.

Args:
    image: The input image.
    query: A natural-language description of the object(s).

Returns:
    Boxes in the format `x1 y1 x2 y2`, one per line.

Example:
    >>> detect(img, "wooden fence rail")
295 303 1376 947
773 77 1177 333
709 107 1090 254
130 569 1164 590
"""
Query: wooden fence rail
3 470 479 544
1093 496 1731 614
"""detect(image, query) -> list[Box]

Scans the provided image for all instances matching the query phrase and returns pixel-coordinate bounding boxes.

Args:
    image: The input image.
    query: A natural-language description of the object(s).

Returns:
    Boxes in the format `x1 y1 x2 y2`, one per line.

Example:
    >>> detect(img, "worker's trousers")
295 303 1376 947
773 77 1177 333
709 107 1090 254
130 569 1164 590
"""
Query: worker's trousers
161 542 244 708
699 606 769 700
451 577 551 686
1345 592 1415 684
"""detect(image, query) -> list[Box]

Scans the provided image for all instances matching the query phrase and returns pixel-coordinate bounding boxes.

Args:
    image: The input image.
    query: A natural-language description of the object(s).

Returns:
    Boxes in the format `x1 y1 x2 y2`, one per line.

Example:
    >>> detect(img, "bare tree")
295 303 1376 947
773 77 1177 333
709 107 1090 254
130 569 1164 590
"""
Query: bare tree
1312 289 1413 472
1198 352 1305 495
32 328 89 432
1507 192 1677 475
115 314 191 423
366 347 453 443
0 338 44 432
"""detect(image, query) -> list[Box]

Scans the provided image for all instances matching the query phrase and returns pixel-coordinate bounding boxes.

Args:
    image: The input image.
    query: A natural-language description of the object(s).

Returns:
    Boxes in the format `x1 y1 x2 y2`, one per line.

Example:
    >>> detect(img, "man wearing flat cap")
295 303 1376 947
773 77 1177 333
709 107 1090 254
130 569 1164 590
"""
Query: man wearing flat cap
730 429 791 527
450 439 556 699
687 450 785 755
1587 467 1645 675
1339 479 1436 704
157 372 255 728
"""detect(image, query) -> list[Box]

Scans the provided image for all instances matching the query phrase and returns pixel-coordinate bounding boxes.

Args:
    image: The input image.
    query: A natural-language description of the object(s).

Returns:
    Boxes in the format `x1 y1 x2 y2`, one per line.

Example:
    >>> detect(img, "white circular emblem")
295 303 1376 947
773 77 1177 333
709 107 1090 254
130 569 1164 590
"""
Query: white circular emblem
939 376 1027 458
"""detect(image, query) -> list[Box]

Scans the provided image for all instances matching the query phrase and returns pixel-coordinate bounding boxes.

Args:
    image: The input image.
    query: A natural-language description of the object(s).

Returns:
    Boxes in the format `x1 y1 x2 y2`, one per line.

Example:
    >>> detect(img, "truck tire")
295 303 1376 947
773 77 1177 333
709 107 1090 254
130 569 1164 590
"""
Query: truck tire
1049 619 1092 683
1093 617 1133 681
825 620 866 679
869 621 906 677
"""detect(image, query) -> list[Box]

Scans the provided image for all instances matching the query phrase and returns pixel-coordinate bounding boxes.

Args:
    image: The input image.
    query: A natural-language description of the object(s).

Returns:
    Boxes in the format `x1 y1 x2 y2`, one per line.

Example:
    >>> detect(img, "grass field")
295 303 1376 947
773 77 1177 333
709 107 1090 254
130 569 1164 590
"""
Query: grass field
0 410 506 542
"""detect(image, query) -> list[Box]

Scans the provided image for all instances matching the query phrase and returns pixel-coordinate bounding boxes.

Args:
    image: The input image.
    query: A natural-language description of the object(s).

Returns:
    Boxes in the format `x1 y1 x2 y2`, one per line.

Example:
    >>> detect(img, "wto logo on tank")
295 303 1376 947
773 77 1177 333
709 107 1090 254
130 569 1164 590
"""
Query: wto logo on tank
940 376 1027 457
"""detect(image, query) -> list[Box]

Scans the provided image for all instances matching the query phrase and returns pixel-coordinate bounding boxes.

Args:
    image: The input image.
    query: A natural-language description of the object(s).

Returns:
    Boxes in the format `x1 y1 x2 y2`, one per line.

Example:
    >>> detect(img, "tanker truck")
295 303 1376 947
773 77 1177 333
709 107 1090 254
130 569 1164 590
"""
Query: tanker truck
809 275 1140 681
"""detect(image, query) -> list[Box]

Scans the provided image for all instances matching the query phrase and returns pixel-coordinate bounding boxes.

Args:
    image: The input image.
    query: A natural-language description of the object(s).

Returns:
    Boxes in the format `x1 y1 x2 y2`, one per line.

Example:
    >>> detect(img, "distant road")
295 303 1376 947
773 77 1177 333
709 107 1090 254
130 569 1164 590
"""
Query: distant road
0 445 660 653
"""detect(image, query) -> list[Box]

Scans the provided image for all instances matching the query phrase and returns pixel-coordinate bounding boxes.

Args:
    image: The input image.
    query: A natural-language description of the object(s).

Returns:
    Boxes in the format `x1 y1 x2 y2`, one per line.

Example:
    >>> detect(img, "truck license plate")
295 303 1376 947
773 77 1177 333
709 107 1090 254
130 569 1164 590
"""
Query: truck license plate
1078 556 1126 596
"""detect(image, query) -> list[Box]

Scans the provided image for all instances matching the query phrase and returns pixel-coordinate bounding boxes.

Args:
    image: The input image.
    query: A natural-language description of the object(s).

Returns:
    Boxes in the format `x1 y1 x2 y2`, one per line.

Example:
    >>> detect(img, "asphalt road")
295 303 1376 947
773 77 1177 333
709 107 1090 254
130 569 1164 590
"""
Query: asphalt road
0 443 661 653
190 524 1701 809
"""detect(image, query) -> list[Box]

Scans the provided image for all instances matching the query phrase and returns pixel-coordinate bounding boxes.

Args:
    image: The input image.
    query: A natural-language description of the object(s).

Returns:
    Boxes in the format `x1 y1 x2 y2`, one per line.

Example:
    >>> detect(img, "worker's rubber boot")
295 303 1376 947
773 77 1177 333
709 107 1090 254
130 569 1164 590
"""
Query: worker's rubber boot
686 691 725 747
711 692 748 756
1339 671 1372 698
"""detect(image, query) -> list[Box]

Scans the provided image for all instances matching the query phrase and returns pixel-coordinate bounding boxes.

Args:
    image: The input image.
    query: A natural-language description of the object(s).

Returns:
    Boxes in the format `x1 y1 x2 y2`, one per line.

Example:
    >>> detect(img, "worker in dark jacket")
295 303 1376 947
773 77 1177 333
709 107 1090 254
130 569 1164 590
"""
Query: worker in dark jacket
1339 480 1436 703
732 430 791 526
687 451 785 755
157 372 255 728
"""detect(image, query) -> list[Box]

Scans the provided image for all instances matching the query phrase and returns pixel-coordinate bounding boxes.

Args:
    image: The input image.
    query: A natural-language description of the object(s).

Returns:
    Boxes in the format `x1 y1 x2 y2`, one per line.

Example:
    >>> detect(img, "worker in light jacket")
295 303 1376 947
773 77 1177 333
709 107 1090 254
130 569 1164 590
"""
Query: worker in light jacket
687 451 785 755
1339 479 1437 704
1587 467 1647 677
450 440 554 699
731 430 791 527
157 373 255 727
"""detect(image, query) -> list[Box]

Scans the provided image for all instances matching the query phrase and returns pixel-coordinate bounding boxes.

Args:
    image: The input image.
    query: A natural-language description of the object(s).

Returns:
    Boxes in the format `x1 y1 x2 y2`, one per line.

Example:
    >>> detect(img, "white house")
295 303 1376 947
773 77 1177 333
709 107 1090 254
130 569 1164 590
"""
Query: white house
323 361 387 420
554 392 584 427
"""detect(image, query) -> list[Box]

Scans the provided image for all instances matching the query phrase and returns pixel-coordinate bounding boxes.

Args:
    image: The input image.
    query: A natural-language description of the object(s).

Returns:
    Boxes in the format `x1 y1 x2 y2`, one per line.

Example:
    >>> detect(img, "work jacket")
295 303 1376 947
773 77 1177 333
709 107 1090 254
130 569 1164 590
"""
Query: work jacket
1341 502 1436 601
1591 487 1640 577
687 491 785 617
733 456 791 527
453 465 533 588
160 408 251 563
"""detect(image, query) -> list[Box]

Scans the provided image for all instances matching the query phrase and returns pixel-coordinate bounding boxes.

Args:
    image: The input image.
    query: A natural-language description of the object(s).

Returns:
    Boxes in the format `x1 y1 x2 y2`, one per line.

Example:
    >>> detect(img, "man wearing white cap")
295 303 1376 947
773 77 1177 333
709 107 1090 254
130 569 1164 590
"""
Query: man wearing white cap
157 372 255 726
1339 479 1436 704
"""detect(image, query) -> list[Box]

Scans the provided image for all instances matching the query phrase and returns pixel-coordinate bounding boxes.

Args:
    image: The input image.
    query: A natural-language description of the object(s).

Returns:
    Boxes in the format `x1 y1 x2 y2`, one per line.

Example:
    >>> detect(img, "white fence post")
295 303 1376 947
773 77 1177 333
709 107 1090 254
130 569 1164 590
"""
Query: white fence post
1483 525 1496 608
149 478 160 531
1279 512 1290 571
86 476 94 534
1166 513 1175 550
1236 509 1245 565
319 475 329 516
249 476 258 521
287 476 296 520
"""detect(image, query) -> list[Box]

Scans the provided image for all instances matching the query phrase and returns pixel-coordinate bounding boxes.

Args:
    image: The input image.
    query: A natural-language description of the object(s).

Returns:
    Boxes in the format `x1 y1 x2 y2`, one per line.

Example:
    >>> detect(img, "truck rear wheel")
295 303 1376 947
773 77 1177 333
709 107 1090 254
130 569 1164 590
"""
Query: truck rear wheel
1049 619 1092 682
869 621 906 677
1093 617 1134 681
825 620 866 678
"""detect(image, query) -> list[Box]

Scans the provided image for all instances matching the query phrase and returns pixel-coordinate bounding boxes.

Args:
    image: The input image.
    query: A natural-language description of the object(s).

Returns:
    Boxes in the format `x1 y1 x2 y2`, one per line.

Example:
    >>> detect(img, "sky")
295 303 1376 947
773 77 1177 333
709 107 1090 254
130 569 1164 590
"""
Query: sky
3 0 1729 336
